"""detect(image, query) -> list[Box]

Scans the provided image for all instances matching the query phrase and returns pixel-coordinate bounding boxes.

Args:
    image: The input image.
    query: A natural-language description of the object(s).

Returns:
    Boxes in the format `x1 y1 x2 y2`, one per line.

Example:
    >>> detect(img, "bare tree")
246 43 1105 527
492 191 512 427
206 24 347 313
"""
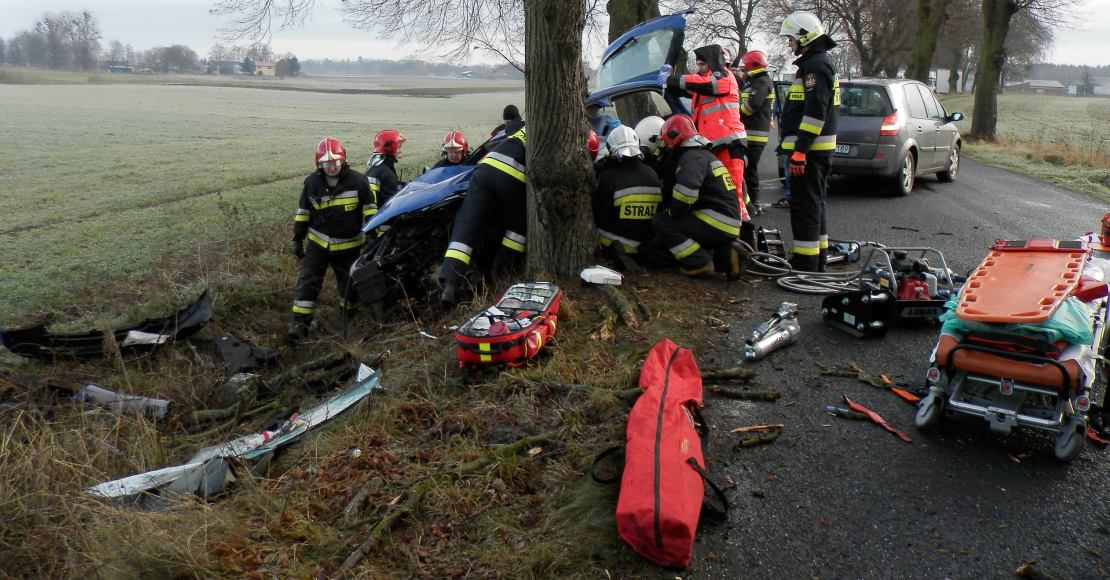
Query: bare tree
105 39 127 65
970 0 1076 140
36 14 74 70
70 11 101 71
907 0 951 83
0 37 6 66
937 0 980 92
664 0 769 55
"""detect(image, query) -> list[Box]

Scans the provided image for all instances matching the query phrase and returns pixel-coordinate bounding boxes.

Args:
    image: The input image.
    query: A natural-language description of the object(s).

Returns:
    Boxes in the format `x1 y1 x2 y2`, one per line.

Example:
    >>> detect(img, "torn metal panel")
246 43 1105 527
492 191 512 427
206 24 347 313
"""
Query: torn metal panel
75 384 172 420
86 364 381 501
216 334 277 374
0 290 213 360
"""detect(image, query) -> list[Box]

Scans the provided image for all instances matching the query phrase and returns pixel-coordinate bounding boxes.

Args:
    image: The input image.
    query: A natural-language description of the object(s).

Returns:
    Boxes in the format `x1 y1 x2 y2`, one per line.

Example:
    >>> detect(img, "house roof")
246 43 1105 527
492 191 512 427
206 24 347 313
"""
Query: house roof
1007 79 1066 89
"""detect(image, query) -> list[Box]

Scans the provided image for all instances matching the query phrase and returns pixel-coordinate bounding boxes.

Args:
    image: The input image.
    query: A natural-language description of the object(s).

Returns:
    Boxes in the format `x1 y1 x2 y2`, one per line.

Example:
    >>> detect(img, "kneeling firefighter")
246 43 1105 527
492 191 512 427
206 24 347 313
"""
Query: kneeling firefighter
593 124 665 266
439 125 528 306
289 137 376 339
651 115 745 279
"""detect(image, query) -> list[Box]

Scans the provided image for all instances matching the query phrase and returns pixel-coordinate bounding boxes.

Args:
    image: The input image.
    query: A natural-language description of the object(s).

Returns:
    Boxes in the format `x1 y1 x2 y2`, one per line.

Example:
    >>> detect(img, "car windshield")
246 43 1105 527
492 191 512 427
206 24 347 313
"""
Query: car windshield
596 28 676 91
839 84 894 117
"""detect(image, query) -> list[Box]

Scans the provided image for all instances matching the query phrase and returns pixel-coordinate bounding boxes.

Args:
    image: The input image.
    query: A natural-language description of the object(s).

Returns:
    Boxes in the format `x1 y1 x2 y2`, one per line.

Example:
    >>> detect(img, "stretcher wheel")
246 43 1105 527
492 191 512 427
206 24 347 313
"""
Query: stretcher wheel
1053 418 1086 461
914 391 945 429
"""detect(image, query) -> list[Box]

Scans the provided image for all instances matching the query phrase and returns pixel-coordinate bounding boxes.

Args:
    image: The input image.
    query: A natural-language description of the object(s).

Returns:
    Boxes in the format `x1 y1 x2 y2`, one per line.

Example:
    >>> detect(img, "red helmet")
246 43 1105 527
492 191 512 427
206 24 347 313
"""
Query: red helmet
587 130 600 160
373 129 406 156
315 137 346 165
659 115 698 149
442 130 468 155
741 50 769 72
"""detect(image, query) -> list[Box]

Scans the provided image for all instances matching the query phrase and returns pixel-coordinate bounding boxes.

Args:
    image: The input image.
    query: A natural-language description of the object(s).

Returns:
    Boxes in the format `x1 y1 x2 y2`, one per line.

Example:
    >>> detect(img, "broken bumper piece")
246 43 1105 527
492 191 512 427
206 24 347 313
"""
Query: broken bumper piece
0 290 213 359
86 364 382 504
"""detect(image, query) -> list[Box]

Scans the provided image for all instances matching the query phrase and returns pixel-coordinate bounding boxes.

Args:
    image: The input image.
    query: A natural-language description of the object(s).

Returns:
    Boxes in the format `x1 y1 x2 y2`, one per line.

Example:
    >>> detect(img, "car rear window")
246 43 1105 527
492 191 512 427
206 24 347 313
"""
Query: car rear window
838 84 894 117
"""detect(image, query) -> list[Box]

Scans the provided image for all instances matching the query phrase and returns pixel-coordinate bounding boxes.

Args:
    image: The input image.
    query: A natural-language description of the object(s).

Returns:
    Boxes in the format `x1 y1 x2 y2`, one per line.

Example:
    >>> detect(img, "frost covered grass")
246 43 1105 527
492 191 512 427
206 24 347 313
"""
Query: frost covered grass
0 81 522 325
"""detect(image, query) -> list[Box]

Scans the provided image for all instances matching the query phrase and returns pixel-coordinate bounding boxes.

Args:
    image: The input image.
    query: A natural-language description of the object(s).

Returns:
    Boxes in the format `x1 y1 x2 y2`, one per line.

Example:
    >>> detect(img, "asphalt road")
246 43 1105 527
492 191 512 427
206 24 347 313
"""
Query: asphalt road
688 153 1110 579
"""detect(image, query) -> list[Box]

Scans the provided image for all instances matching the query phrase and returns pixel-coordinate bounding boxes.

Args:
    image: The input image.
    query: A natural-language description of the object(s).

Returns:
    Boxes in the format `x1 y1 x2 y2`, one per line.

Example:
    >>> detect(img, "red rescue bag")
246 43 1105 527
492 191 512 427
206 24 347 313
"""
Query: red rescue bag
454 283 561 369
615 338 726 568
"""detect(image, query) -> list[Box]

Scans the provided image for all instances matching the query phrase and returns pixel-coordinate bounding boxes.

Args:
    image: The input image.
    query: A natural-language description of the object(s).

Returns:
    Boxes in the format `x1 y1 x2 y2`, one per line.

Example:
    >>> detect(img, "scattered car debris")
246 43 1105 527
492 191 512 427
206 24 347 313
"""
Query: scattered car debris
745 302 800 361
0 290 213 359
216 334 277 374
86 364 382 503
74 384 171 420
825 406 868 421
842 395 913 443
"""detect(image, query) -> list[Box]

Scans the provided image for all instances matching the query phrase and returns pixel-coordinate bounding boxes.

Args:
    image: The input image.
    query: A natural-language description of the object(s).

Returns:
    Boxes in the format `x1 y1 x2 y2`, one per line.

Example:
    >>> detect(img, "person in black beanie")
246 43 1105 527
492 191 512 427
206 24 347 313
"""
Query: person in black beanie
490 104 525 138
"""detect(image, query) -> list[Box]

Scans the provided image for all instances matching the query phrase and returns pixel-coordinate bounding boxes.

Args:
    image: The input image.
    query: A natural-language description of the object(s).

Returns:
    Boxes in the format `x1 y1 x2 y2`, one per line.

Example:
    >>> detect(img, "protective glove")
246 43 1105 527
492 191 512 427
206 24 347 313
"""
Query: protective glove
293 239 305 259
656 64 673 88
789 151 807 176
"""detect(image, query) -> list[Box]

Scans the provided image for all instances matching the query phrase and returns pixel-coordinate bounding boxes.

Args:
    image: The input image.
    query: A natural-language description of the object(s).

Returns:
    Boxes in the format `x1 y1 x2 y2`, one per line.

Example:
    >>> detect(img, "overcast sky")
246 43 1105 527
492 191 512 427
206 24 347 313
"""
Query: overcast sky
2 0 1109 66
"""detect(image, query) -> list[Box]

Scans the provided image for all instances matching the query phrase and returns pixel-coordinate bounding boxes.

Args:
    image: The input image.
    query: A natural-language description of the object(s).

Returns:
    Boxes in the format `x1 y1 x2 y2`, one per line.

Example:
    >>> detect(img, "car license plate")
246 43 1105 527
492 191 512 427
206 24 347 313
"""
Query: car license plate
835 144 851 155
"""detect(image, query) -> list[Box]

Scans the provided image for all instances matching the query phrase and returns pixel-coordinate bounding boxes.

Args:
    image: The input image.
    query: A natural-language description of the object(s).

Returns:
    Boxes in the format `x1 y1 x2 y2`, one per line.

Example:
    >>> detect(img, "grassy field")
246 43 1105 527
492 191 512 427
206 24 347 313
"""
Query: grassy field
0 76 523 326
940 93 1110 201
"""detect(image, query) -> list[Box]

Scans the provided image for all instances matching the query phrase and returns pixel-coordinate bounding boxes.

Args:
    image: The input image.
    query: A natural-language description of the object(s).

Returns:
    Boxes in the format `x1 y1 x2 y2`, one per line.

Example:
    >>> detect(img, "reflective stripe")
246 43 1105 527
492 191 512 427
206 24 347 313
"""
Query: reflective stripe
294 209 310 223
788 83 804 100
479 342 492 362
703 102 740 117
502 230 526 252
800 115 825 134
673 183 699 204
311 191 361 211
794 241 820 255
670 239 701 260
613 186 663 203
747 67 766 75
819 236 829 249
597 229 641 252
701 96 717 104
694 209 741 237
292 300 316 314
363 205 377 217
740 102 754 116
480 153 526 182
708 76 718 93
445 249 471 264
307 228 364 251
811 135 837 151
710 131 747 148
747 129 770 143
782 135 797 150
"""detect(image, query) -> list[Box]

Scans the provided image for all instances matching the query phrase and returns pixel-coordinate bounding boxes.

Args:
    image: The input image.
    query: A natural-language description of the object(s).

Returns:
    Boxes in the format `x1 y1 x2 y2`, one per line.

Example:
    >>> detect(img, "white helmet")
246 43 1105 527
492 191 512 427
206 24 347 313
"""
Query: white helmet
634 116 665 149
606 125 641 159
780 11 824 47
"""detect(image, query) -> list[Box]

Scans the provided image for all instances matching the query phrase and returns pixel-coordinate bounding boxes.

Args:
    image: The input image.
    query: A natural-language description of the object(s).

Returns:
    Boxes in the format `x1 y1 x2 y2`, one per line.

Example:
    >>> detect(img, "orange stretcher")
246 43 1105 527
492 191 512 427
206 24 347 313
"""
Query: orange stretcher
957 239 1087 324
916 232 1110 462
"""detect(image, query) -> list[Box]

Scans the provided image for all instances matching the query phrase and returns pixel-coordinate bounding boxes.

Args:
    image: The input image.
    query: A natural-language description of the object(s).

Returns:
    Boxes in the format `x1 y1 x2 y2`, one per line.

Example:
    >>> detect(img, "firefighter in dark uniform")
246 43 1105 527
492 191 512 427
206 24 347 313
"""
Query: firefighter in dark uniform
739 50 775 216
365 129 404 207
439 125 528 305
651 115 744 279
779 11 839 272
289 137 376 339
593 125 664 267
431 130 469 170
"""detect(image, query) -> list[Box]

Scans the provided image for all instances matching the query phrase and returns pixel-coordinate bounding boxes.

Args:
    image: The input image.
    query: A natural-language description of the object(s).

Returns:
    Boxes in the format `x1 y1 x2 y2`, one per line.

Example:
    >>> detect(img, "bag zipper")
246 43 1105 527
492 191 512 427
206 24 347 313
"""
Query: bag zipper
654 345 682 549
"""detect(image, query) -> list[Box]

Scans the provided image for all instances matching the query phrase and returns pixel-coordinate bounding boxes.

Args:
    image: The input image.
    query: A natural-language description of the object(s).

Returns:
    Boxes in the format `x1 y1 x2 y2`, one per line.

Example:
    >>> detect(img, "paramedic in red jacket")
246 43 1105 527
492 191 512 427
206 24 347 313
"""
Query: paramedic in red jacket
660 44 749 220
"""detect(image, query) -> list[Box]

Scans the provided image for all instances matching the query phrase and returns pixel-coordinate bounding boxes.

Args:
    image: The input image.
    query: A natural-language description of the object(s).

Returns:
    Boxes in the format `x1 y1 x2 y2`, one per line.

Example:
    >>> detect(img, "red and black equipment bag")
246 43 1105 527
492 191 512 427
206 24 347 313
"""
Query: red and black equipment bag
615 338 727 568
454 282 561 369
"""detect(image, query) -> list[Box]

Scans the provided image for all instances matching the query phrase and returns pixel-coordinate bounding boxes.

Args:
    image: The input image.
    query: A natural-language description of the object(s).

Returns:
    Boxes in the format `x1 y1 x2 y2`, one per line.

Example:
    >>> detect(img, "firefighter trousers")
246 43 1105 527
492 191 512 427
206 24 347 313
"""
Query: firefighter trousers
788 153 831 272
441 184 526 285
743 143 765 205
653 210 737 270
292 243 360 324
712 142 748 220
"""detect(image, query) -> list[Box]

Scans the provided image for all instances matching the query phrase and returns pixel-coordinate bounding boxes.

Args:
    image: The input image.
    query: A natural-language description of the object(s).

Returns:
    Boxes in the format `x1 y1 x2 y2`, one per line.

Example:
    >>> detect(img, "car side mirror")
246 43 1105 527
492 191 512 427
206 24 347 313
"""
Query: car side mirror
948 112 964 122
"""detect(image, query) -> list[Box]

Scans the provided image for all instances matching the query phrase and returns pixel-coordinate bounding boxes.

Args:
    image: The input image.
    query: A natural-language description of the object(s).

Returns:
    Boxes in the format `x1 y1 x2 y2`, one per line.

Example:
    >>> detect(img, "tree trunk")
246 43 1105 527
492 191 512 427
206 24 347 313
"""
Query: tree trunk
606 0 660 124
946 44 961 93
970 0 1017 141
908 0 951 83
525 0 598 279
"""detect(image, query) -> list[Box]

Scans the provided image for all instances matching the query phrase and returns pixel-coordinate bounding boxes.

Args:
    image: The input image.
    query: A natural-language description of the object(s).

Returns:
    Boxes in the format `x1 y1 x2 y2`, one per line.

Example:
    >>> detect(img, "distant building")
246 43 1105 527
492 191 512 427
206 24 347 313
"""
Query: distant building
255 60 276 77
106 65 133 73
457 70 477 79
1004 80 1067 95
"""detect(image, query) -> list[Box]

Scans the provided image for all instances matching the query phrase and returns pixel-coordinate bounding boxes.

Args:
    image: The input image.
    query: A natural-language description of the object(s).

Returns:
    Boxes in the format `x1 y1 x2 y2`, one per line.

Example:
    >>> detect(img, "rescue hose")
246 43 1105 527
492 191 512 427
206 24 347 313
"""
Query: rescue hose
738 240 864 295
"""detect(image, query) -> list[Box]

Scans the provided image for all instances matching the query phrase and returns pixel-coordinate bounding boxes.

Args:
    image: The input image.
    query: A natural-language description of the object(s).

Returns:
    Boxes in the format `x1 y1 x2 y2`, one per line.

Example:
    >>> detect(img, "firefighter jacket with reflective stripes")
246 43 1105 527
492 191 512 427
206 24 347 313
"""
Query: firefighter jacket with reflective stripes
365 155 400 207
593 157 664 246
780 36 840 155
740 71 774 144
668 146 742 237
666 46 747 149
475 126 527 188
293 165 375 251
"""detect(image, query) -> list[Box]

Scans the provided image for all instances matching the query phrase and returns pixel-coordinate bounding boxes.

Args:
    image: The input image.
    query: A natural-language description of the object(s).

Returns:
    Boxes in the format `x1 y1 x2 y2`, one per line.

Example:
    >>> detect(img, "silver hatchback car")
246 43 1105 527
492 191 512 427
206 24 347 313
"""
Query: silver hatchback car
831 78 963 196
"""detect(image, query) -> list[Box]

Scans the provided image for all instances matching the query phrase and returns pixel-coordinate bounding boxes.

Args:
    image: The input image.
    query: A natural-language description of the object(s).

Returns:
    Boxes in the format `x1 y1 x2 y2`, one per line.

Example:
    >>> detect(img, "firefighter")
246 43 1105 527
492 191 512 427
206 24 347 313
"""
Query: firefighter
658 44 749 220
739 50 775 217
289 137 375 340
634 115 676 203
366 129 404 207
439 125 528 306
431 130 469 169
779 11 839 272
490 104 525 139
651 115 744 279
593 125 664 267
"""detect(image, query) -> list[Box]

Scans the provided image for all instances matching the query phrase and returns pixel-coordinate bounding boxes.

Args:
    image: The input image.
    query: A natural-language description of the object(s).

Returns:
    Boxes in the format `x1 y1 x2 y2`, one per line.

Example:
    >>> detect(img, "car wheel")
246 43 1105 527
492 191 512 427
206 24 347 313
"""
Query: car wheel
890 150 915 196
937 144 960 183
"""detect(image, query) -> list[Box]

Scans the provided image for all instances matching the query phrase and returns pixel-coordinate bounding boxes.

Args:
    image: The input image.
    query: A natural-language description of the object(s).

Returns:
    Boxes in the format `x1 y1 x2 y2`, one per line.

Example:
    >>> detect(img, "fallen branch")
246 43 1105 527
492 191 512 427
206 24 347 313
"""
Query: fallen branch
1016 560 1063 580
734 430 781 448
707 386 781 401
588 306 617 341
701 367 757 382
628 288 652 318
338 432 554 574
596 284 638 328
730 424 784 434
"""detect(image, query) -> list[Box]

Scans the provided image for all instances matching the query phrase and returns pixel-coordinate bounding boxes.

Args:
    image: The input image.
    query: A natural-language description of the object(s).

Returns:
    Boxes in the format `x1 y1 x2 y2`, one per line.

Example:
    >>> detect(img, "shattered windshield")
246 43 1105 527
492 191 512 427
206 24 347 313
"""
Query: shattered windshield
597 28 676 92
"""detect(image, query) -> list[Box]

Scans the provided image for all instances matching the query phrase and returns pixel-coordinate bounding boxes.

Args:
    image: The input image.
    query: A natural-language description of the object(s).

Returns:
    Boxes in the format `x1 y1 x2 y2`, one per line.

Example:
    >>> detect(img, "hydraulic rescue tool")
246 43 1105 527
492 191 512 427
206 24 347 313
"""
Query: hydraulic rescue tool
745 302 801 361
